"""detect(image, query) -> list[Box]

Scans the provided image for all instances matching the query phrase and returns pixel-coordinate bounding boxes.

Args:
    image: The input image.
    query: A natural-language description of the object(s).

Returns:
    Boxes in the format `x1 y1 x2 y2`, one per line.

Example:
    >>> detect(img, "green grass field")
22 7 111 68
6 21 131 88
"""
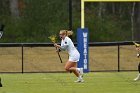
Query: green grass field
0 72 140 93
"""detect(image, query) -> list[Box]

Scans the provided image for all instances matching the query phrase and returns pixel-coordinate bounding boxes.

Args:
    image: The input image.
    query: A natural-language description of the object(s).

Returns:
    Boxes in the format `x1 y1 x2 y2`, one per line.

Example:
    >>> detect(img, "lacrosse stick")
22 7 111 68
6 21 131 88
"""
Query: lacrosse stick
133 41 140 58
133 41 140 47
48 35 63 63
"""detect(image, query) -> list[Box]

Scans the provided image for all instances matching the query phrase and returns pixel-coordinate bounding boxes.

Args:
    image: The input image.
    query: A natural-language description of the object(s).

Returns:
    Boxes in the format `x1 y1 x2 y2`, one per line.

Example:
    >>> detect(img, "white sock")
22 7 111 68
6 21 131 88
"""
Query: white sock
78 75 82 79
76 68 80 72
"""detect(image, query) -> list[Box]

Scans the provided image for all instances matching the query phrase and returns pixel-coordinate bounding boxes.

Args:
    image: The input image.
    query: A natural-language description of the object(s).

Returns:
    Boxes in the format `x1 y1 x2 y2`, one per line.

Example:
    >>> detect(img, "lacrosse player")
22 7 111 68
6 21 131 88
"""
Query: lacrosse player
134 44 140 81
54 30 84 83
0 24 4 87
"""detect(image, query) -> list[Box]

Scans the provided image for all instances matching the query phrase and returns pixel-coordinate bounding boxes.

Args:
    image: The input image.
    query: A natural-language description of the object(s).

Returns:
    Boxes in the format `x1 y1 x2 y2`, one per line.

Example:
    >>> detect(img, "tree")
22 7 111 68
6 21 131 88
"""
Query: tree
134 3 140 41
9 0 19 18
131 2 136 40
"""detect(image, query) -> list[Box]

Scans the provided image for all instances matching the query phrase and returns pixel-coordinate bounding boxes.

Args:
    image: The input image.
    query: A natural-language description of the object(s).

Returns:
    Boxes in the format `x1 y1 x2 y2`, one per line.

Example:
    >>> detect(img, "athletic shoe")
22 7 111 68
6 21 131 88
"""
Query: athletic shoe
0 83 2 87
74 77 84 83
134 74 140 81
0 78 2 87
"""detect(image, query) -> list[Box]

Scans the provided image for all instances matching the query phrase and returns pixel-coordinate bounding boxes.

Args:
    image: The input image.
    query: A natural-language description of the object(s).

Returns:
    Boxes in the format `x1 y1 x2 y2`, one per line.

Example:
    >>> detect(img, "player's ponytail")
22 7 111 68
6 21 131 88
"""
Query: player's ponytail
60 30 73 37
67 30 73 36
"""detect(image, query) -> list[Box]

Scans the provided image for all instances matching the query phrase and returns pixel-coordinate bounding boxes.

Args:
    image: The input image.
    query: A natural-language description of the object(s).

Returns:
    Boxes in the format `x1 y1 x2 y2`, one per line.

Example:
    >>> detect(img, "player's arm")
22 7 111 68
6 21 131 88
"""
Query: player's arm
60 39 69 51
60 44 68 51
54 43 68 52
133 42 140 58
136 47 140 58
54 38 69 51
54 44 61 52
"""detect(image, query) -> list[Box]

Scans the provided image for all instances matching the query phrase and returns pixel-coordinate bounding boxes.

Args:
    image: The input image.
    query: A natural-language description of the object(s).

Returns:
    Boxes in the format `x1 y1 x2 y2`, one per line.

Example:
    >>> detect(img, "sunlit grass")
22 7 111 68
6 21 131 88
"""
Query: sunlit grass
0 72 140 93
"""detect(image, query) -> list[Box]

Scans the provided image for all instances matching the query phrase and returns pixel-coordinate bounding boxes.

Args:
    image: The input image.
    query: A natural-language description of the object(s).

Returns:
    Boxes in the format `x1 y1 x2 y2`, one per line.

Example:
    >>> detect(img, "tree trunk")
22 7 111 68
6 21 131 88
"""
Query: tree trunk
98 2 102 17
134 3 140 41
9 0 19 18
112 3 115 14
131 2 135 41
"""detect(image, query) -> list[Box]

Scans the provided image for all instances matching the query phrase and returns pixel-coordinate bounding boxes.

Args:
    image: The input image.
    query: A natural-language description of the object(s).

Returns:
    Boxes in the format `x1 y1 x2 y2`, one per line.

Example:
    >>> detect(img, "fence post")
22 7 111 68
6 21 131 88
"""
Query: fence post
118 44 120 72
21 44 24 73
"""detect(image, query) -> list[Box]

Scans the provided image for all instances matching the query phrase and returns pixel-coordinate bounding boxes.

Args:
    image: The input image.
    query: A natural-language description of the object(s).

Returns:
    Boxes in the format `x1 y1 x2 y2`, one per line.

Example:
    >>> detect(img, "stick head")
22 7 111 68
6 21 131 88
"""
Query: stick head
48 35 57 43
133 41 140 47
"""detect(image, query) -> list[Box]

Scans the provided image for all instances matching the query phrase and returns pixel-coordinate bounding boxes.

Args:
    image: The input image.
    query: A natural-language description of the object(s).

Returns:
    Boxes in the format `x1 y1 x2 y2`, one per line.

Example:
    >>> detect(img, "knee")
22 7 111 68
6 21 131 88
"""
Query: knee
65 67 70 71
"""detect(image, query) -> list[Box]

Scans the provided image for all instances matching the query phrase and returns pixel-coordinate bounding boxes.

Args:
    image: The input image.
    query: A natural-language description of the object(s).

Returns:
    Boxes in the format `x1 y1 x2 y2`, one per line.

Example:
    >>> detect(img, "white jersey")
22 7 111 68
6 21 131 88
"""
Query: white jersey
60 36 80 62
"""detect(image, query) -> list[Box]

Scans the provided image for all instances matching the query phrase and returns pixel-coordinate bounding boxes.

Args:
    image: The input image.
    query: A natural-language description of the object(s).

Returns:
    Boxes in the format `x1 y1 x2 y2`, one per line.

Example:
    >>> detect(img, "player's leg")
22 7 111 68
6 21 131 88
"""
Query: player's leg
68 53 83 77
0 77 2 87
138 62 140 73
65 61 84 82
76 68 84 77
65 61 79 76
134 62 140 81
69 63 84 83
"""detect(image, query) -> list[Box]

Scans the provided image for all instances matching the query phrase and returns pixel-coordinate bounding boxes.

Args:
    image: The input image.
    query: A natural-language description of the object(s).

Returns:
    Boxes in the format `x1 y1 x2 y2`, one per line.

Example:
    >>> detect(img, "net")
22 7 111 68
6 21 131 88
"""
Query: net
0 45 138 73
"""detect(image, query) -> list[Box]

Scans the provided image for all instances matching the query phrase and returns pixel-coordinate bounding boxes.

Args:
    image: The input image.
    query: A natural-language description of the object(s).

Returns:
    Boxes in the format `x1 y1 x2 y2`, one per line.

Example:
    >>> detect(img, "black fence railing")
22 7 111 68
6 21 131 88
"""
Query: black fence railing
0 41 138 47
0 41 139 73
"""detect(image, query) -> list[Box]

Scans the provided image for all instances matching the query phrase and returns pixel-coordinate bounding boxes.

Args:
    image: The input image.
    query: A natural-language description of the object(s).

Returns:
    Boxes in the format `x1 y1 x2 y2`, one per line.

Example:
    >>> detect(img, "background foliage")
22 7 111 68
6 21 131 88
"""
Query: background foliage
0 0 140 42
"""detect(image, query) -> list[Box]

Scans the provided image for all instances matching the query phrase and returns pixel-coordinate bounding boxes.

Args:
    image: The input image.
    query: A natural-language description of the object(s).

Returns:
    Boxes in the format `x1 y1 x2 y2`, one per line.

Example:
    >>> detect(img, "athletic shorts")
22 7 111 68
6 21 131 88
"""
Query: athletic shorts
68 52 80 62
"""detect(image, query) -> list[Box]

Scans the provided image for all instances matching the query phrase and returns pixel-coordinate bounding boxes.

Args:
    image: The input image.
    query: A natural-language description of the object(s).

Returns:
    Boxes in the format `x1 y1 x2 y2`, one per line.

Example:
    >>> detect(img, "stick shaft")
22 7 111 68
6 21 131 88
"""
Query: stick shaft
55 47 63 63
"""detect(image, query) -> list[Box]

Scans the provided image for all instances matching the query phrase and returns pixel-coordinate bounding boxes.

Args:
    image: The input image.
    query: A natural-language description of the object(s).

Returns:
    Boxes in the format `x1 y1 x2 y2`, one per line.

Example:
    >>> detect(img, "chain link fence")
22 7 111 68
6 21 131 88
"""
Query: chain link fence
0 42 139 73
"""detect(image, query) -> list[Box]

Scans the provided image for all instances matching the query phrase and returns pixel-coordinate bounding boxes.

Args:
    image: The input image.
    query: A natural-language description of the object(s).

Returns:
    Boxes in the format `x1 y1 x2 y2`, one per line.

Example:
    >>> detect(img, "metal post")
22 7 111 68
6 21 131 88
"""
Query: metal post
118 45 120 72
81 0 85 28
22 45 24 73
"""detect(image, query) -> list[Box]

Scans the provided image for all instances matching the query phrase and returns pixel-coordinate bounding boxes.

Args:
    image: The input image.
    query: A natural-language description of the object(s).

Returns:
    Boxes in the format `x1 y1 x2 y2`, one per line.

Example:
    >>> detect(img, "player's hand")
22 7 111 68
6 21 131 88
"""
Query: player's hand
137 53 140 58
54 43 60 48
54 43 58 47
136 47 140 50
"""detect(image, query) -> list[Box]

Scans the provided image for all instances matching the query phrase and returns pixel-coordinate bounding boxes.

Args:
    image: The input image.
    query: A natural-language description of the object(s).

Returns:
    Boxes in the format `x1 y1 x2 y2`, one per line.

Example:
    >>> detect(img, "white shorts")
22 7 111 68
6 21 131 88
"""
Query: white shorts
68 53 80 62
